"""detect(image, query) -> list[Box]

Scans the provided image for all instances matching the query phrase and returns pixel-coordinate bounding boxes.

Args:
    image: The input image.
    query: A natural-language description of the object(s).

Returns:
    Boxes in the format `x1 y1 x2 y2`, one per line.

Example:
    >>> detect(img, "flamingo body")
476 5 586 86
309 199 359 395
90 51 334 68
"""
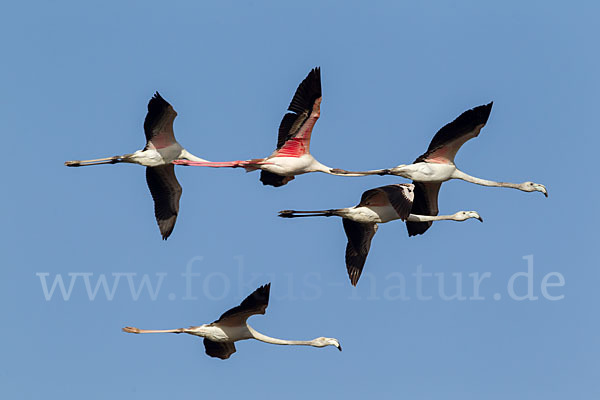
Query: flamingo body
391 161 457 182
123 284 341 360
260 154 326 176
336 205 403 224
64 92 207 239
185 324 253 343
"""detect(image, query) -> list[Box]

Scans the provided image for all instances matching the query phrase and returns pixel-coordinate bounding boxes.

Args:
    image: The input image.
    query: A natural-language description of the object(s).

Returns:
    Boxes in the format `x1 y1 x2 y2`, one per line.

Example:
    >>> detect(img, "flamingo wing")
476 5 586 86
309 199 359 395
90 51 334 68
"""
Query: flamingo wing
415 102 493 164
145 164 182 240
342 219 378 286
259 171 295 187
275 67 322 157
359 184 415 221
144 92 178 149
406 181 442 236
215 283 271 325
203 339 236 360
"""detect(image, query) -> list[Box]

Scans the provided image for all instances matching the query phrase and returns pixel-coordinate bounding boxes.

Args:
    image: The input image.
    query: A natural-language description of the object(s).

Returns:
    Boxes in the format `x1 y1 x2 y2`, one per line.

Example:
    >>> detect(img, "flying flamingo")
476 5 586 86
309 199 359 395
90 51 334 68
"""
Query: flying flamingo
172 67 386 186
341 102 547 236
65 92 208 239
279 184 482 286
122 283 341 359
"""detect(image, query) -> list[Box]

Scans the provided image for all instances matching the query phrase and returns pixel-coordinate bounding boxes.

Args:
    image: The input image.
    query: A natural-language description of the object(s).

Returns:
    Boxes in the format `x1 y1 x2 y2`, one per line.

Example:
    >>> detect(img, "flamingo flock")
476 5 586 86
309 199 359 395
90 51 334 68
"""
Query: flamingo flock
65 67 547 359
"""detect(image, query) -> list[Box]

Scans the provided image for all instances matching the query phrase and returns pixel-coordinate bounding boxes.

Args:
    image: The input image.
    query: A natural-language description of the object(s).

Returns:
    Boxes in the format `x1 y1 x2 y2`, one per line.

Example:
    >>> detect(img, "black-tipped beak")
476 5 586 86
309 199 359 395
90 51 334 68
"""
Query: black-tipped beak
544 191 548 198
478 216 483 223
338 344 342 352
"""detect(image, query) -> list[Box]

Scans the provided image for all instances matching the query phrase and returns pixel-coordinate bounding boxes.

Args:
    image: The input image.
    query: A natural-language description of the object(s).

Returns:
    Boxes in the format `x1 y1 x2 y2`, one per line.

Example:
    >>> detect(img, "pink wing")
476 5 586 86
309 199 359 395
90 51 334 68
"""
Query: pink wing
274 67 322 158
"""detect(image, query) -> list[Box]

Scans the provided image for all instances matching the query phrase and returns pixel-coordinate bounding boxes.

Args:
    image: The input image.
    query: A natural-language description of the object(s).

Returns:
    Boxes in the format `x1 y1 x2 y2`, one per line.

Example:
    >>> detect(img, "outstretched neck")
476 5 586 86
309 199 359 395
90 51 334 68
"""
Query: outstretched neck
408 213 460 222
451 169 521 189
247 325 315 347
407 211 482 223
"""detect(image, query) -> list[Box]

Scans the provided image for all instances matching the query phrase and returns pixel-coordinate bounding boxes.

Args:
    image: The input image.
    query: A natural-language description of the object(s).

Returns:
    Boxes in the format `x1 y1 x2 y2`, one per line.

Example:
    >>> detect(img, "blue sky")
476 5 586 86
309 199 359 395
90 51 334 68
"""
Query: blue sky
1 1 598 398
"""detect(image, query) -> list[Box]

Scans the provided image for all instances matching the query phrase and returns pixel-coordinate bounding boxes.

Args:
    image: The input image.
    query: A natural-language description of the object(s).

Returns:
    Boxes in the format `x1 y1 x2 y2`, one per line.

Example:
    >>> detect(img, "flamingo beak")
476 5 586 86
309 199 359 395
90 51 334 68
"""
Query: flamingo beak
337 344 342 352
534 183 548 197
477 216 483 223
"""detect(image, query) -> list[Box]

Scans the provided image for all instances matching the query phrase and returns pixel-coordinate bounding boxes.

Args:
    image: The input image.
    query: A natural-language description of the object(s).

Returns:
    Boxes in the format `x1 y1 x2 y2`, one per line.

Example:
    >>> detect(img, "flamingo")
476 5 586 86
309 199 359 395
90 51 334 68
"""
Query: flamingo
122 283 341 359
279 184 482 286
172 67 386 186
64 92 208 239
340 102 547 236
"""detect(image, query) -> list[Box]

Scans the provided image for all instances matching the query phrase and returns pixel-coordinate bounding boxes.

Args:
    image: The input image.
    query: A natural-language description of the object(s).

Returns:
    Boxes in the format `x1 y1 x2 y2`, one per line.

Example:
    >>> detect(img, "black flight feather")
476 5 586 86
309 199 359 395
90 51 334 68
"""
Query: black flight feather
215 283 271 323
406 181 441 237
343 219 377 286
415 102 492 163
145 165 182 240
203 339 236 360
276 68 322 149
144 92 177 143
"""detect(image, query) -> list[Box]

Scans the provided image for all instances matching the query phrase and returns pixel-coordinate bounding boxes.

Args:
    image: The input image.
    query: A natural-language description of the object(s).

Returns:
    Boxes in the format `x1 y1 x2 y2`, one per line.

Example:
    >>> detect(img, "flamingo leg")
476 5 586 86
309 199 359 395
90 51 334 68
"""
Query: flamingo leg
278 209 337 218
65 156 124 167
173 158 270 169
122 326 185 334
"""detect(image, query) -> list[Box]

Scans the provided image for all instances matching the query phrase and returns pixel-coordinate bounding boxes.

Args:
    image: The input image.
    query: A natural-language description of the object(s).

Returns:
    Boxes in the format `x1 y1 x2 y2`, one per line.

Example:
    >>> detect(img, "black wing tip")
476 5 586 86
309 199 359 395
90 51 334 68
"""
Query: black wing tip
309 66 321 80
309 66 322 97
305 66 320 82
348 267 360 286
159 220 175 240
286 67 322 114
150 91 165 102
470 102 493 125
256 282 271 305
158 220 176 240
259 282 271 293
481 100 493 113
308 66 322 94
148 91 170 109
